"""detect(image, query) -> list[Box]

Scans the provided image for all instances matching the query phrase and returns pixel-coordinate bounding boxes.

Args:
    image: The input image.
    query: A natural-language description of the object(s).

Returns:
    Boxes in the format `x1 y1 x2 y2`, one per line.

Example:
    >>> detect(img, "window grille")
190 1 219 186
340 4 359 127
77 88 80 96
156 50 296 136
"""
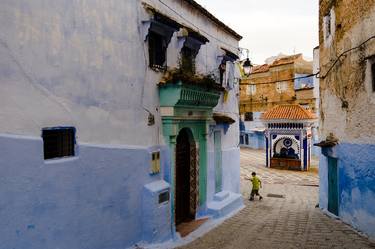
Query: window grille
42 127 75 160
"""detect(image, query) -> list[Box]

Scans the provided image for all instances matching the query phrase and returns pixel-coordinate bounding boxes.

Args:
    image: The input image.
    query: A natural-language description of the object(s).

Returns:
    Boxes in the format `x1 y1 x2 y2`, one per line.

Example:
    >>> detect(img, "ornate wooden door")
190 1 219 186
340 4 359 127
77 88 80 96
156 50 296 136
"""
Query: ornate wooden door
189 142 198 216
175 130 192 225
175 129 199 225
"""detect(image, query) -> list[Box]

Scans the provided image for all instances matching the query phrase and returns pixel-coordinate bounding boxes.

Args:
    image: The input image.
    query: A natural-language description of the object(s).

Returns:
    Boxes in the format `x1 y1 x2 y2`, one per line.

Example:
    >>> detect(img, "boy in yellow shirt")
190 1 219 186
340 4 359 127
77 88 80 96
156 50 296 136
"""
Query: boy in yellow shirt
249 172 263 201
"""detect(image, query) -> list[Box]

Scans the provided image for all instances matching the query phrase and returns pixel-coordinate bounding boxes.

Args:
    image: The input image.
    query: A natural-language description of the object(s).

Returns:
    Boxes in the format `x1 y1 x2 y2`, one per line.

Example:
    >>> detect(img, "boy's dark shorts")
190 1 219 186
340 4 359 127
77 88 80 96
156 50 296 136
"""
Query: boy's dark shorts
251 189 260 196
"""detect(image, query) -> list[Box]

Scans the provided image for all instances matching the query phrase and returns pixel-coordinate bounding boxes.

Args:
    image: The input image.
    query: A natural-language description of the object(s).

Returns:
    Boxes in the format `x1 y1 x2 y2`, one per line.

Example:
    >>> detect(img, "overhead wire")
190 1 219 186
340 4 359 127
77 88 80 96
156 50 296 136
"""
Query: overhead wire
239 73 318 86
156 1 375 90
319 35 375 79
240 34 375 86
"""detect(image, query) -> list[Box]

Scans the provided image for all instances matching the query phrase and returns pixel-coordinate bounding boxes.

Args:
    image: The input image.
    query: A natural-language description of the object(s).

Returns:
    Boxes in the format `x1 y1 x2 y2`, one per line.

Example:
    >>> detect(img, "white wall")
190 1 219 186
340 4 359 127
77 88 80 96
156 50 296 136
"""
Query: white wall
313 47 320 114
0 0 240 147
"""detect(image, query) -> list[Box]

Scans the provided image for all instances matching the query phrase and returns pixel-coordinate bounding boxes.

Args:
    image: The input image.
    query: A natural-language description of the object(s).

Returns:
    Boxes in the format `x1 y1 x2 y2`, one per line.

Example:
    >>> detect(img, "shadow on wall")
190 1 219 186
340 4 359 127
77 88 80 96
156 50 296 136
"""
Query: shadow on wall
0 134 171 249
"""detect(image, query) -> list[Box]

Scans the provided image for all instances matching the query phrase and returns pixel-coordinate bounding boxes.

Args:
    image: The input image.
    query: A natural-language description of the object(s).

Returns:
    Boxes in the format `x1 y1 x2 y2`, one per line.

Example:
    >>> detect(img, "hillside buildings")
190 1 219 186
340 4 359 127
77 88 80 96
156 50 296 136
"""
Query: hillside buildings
239 54 319 152
0 1 243 248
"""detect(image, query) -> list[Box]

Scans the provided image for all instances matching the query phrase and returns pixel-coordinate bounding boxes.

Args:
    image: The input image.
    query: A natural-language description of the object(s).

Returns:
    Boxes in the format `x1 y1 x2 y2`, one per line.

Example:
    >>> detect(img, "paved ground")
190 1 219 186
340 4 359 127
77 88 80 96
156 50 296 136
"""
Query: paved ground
178 148 375 249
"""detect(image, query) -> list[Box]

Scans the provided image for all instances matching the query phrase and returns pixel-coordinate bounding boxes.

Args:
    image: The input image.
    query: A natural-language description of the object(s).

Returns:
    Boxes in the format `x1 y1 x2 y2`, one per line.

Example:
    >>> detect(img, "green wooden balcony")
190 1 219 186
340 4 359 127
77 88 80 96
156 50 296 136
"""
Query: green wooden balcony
159 81 221 109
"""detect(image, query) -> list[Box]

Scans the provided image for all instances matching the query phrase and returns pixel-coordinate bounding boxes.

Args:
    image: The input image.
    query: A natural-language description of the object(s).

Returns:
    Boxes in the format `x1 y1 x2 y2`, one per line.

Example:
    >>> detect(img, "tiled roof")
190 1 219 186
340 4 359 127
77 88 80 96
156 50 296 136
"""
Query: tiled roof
261 104 317 120
252 64 270 73
270 54 302 67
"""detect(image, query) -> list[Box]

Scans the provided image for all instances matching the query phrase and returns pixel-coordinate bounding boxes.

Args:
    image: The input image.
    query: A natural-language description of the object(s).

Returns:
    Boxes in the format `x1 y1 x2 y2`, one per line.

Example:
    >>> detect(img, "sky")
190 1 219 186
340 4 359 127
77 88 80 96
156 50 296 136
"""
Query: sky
195 0 319 64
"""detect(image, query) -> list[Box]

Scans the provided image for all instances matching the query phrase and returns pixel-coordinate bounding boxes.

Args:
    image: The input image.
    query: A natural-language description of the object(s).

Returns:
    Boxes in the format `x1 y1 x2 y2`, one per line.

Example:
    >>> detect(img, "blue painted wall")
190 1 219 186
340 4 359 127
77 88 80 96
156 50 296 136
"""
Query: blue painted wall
319 143 375 239
0 134 170 249
240 131 265 149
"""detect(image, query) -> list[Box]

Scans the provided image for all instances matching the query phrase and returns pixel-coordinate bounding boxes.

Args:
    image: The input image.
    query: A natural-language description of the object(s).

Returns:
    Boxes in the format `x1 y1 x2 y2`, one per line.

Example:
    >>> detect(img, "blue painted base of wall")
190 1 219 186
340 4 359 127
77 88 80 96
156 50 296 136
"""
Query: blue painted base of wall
204 147 242 219
240 131 265 149
0 134 171 249
319 143 375 239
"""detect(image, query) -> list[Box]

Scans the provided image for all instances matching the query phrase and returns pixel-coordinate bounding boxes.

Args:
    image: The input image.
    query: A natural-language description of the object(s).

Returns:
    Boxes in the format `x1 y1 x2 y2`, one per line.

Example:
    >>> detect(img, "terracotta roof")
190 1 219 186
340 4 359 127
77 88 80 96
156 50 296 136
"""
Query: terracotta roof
270 54 302 67
252 64 270 73
261 105 317 120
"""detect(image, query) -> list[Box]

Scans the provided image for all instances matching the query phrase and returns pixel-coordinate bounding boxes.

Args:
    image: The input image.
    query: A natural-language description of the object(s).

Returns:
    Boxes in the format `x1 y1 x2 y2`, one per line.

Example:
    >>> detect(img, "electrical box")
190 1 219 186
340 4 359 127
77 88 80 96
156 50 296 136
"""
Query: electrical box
151 151 160 175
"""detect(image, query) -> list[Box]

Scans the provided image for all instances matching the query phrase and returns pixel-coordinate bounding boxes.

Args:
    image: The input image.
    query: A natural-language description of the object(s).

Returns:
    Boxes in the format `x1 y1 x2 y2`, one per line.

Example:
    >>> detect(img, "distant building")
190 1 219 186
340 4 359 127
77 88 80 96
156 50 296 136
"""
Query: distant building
262 105 317 171
0 1 243 248
239 54 319 151
317 0 375 239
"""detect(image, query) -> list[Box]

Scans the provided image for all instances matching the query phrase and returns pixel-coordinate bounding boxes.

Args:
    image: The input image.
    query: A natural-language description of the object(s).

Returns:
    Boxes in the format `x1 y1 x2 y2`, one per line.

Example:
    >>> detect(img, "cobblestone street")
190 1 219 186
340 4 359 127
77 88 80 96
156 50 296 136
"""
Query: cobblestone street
178 149 375 249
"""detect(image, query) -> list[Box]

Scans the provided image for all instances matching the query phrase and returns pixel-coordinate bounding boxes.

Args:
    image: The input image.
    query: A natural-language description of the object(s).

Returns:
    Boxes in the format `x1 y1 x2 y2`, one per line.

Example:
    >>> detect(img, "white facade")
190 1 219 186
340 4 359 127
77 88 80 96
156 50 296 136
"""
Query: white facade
0 1 242 248
0 0 239 146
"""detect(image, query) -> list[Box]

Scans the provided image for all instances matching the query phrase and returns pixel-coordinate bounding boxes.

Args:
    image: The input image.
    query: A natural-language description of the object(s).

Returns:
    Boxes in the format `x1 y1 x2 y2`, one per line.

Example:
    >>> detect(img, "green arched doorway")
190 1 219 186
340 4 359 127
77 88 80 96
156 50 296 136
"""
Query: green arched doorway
175 128 198 226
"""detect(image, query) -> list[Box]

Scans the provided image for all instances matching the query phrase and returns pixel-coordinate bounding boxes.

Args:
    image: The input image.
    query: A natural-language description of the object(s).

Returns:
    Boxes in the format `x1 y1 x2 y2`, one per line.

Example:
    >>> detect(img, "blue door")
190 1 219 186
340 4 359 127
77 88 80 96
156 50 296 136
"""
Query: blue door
328 157 339 216
214 131 222 193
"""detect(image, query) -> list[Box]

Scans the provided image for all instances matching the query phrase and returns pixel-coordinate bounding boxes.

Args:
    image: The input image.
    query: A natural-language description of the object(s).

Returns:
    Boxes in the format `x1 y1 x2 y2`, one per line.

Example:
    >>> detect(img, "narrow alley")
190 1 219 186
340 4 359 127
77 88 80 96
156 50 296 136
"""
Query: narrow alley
177 149 375 249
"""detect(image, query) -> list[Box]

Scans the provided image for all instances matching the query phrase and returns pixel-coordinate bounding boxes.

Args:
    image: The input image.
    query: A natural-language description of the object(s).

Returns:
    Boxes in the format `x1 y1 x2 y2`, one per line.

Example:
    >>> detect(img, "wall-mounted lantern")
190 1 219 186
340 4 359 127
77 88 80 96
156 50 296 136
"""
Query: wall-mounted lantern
240 47 253 76
243 58 253 76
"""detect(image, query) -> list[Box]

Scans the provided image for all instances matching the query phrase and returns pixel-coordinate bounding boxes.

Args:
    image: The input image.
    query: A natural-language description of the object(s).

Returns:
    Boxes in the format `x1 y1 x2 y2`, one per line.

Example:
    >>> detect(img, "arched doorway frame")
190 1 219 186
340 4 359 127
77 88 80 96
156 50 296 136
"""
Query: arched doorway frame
161 119 208 234
174 127 199 226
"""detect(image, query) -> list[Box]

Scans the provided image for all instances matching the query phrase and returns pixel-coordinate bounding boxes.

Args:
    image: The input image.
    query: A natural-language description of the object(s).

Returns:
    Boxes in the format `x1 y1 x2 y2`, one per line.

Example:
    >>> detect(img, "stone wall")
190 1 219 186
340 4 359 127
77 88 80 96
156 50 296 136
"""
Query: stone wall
319 0 375 240
319 0 375 142
240 55 316 115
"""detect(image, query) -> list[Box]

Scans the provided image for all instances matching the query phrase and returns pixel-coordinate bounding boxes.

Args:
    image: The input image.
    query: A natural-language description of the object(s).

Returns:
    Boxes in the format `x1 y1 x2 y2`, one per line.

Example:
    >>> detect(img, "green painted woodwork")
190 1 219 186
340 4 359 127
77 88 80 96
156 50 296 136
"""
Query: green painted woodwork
328 157 339 216
162 119 208 205
159 82 221 108
159 81 221 209
214 131 222 193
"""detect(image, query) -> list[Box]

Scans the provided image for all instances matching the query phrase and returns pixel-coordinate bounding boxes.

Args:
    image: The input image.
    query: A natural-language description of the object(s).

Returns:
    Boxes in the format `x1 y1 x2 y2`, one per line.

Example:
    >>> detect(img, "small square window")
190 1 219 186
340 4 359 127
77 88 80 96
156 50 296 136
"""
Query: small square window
148 31 167 69
244 112 254 121
246 84 256 96
158 191 169 204
42 127 75 160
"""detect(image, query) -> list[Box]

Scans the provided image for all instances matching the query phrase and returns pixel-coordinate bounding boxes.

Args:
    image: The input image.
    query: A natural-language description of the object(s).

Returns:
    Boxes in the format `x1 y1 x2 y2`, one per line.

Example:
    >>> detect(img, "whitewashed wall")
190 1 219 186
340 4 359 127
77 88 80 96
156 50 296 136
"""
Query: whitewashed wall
0 0 240 147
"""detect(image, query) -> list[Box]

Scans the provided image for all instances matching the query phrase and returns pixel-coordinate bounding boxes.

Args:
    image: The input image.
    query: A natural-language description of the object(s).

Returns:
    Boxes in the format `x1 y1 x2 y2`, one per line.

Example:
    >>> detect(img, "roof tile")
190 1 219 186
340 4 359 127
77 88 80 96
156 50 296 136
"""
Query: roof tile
261 104 317 120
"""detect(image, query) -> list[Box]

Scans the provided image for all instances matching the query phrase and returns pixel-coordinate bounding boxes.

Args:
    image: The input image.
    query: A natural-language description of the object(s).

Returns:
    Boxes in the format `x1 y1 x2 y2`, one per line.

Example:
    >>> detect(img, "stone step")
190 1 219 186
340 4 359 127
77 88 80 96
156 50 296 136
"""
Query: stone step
207 191 243 218
213 191 230 201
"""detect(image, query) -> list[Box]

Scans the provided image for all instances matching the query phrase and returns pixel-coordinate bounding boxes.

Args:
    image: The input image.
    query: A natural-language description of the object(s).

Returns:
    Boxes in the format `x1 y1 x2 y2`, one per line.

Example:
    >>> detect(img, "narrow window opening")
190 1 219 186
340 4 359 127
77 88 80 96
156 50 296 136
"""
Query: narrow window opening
145 13 180 70
181 46 195 74
42 127 75 160
371 61 375 92
325 12 331 38
148 31 167 69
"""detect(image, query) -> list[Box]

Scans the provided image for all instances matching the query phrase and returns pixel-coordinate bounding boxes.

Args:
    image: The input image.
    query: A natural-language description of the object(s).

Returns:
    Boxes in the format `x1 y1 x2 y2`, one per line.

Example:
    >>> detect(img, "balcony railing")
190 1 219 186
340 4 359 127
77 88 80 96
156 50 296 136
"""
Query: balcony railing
159 81 221 109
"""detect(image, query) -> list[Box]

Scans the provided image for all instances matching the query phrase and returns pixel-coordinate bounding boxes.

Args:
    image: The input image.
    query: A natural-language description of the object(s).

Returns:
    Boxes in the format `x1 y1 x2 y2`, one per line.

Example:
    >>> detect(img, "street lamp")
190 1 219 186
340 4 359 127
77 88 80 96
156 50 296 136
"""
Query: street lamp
240 48 253 76
243 58 253 76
